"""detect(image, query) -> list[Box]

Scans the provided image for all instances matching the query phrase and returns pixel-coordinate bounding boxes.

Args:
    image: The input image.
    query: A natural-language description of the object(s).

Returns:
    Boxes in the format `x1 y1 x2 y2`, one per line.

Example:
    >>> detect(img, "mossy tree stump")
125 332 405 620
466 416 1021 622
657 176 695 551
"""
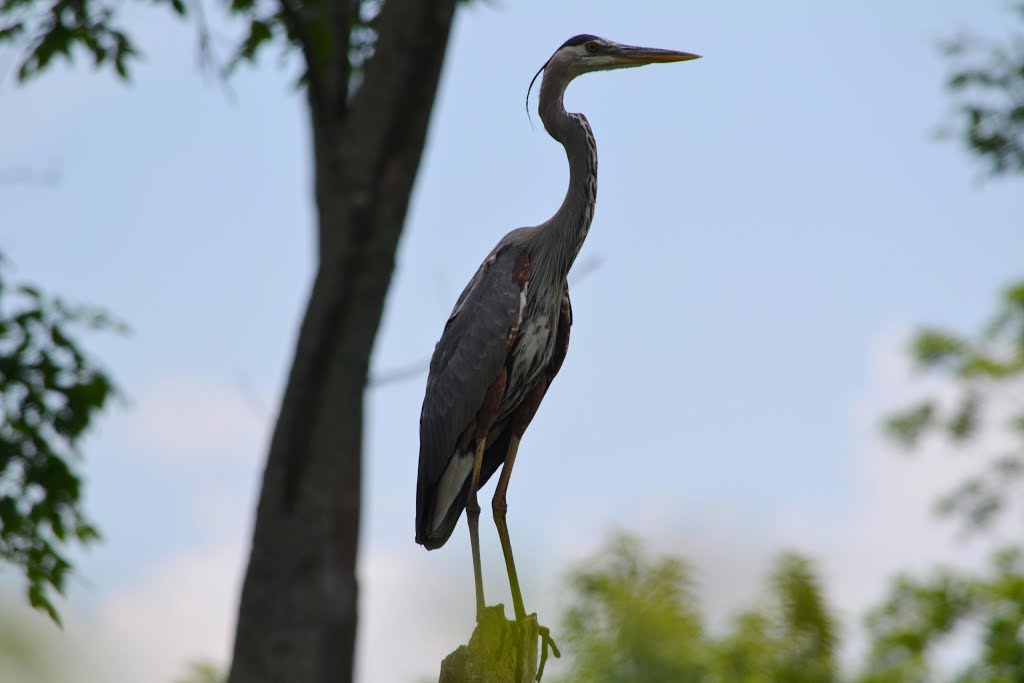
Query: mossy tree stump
438 604 557 682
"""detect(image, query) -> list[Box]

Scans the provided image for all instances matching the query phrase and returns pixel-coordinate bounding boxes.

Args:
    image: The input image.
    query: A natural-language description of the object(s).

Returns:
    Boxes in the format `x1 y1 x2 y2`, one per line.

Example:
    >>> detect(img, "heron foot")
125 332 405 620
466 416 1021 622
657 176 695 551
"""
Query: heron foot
536 621 560 681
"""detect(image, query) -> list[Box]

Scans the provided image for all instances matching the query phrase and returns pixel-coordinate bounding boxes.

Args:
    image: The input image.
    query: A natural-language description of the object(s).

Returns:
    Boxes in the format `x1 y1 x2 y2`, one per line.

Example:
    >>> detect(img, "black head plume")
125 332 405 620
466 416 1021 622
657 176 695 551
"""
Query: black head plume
526 35 602 126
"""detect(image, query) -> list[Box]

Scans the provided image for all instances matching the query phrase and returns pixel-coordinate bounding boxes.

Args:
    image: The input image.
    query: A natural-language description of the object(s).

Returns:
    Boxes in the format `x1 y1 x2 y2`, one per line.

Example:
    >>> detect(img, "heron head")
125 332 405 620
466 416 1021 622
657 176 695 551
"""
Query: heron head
527 35 700 115
553 34 701 75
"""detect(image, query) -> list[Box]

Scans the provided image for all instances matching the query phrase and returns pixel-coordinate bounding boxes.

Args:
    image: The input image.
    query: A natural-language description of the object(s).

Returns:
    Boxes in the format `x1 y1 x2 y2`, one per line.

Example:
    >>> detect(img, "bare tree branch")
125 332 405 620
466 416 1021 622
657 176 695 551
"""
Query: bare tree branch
0 166 59 187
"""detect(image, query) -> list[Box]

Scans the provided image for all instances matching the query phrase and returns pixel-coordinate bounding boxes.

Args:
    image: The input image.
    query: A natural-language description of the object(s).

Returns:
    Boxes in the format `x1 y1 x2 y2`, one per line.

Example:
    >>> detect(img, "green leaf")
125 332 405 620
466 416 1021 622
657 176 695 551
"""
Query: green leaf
961 353 1015 378
27 583 61 627
1005 281 1024 309
0 496 21 535
947 392 979 441
0 250 120 624
0 21 25 41
242 18 273 60
992 455 1023 478
114 52 128 78
223 16 277 75
75 523 101 543
885 402 935 448
912 330 965 368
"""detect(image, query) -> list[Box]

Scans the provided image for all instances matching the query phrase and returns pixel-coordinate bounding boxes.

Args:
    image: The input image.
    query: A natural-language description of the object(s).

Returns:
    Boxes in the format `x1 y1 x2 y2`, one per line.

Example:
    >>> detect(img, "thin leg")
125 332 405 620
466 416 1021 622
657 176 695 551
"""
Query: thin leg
492 434 526 621
467 436 487 621
465 367 508 621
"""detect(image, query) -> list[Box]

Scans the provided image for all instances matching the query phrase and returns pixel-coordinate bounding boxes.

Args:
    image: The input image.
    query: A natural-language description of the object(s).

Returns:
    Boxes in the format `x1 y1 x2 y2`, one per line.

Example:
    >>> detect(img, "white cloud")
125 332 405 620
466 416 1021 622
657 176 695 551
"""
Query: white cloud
358 545 474 683
93 541 245 682
0 542 245 683
1 542 242 683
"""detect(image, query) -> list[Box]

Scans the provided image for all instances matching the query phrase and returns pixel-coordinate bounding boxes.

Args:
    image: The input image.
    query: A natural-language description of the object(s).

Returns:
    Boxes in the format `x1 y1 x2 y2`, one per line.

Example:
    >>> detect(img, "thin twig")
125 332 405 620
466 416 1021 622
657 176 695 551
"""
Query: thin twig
0 166 60 187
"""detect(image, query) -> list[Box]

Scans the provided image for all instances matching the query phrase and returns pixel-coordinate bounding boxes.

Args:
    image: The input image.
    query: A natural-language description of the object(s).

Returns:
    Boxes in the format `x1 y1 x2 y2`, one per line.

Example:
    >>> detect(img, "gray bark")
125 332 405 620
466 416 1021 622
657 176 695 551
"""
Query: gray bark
226 1 458 681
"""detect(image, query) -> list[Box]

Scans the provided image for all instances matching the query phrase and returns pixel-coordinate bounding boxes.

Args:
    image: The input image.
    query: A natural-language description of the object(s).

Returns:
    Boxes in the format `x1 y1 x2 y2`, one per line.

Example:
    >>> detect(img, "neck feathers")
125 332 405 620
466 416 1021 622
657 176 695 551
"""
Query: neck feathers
534 63 599 279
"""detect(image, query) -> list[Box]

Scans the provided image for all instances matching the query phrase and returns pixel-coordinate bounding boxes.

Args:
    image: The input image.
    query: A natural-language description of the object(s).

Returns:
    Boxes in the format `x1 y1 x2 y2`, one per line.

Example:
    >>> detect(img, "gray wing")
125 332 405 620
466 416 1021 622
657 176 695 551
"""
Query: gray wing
416 245 523 534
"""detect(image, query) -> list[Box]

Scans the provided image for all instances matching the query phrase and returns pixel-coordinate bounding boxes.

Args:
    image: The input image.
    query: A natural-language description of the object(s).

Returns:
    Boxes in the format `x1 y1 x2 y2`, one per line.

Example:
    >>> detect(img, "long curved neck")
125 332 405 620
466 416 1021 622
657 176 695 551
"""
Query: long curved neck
534 66 598 280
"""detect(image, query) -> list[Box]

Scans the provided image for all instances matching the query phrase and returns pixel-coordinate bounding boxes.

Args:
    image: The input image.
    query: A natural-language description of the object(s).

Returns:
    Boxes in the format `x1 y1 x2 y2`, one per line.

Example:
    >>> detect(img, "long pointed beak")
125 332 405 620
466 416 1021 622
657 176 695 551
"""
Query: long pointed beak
612 45 701 65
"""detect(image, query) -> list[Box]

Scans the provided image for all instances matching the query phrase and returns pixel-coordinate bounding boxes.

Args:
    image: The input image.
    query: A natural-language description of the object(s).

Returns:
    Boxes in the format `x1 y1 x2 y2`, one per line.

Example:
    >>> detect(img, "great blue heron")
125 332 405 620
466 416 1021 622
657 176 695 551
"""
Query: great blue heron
416 35 700 624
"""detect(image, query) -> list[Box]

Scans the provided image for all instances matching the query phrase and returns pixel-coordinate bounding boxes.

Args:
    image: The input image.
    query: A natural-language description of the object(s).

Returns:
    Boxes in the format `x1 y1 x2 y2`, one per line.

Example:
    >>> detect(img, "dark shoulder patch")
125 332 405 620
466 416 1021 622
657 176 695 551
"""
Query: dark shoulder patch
512 250 530 287
559 34 601 50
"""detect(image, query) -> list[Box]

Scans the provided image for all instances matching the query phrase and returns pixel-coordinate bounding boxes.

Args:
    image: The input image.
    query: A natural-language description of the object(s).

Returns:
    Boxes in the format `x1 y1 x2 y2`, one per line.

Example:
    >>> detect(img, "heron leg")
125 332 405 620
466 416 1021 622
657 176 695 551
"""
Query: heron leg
492 373 550 622
466 435 487 621
492 433 526 621
493 432 561 680
466 368 508 622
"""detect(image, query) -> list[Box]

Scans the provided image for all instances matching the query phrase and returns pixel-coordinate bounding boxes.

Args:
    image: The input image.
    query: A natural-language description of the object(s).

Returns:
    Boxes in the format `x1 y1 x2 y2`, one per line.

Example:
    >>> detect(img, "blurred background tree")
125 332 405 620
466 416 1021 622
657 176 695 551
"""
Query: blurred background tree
554 534 839 683
555 533 709 682
886 0 1023 537
939 2 1024 176
863 278 1024 682
858 547 1024 683
883 5 1024 532
852 4 1024 680
885 282 1024 534
713 553 837 683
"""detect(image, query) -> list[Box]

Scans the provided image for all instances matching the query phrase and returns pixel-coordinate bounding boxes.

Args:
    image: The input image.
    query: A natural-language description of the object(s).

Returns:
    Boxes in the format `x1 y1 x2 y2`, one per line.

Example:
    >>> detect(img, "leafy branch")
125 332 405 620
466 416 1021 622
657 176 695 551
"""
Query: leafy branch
886 281 1024 532
940 2 1024 176
0 253 123 623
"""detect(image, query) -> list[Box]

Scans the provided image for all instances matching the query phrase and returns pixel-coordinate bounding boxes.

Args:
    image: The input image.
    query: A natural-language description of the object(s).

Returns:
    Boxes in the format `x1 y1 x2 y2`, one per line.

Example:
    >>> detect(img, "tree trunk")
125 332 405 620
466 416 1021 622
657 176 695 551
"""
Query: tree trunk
226 1 458 681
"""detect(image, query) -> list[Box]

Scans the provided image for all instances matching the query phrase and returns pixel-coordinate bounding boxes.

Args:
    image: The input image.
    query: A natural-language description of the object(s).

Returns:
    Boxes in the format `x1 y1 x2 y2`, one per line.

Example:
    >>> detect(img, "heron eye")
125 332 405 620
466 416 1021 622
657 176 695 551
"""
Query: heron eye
586 42 598 53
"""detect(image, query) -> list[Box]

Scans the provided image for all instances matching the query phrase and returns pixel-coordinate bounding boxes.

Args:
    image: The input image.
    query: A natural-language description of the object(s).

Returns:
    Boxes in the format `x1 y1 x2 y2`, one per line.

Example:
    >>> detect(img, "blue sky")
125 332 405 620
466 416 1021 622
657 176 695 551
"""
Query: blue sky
1 1 1022 681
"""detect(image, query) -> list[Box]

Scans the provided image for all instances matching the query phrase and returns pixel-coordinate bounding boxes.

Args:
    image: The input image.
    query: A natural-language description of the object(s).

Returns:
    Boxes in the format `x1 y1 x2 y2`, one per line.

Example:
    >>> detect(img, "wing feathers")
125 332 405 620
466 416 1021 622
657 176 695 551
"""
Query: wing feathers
416 246 525 544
